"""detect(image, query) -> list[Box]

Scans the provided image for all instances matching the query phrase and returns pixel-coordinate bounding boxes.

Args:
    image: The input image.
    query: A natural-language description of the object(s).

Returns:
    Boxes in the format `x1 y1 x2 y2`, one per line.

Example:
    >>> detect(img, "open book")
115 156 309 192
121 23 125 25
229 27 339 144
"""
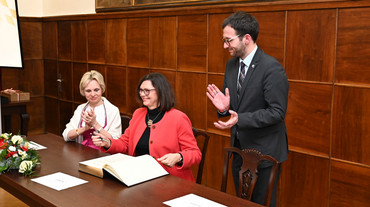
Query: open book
79 153 168 186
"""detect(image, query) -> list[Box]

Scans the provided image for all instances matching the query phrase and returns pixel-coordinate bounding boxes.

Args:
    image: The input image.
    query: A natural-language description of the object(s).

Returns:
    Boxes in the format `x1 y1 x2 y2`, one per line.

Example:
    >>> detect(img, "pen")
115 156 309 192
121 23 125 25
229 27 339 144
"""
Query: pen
90 133 109 143
100 137 109 143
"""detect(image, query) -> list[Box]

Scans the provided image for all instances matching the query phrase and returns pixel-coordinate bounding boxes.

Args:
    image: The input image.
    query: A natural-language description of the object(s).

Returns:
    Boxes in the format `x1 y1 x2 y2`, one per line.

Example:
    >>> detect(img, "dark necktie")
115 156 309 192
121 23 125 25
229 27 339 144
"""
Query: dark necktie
237 62 246 99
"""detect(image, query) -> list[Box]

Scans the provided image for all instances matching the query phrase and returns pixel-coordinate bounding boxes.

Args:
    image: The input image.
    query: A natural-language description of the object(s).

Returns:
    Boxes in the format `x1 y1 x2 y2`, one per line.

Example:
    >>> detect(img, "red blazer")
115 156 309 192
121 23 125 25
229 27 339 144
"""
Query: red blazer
102 107 202 182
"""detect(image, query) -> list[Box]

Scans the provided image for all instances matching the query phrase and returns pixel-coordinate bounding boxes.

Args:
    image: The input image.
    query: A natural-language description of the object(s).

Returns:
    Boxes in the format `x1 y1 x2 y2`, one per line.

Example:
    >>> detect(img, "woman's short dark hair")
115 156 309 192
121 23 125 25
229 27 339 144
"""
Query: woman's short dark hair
136 73 176 111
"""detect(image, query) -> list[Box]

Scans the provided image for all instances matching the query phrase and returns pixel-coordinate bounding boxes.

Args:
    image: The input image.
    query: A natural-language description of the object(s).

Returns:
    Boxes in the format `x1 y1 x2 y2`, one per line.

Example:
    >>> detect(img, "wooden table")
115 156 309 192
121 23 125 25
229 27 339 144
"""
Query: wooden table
0 133 263 207
1 101 29 135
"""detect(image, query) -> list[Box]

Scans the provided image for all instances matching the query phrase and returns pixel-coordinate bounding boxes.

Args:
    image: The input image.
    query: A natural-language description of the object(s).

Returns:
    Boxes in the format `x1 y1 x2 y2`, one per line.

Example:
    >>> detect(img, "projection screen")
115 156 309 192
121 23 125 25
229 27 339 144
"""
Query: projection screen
0 0 23 68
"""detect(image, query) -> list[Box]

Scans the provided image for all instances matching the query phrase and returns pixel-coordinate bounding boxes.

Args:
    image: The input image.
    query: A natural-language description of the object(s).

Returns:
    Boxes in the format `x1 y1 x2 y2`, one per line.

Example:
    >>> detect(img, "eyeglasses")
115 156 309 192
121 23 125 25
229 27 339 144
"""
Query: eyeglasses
222 34 241 45
139 88 156 96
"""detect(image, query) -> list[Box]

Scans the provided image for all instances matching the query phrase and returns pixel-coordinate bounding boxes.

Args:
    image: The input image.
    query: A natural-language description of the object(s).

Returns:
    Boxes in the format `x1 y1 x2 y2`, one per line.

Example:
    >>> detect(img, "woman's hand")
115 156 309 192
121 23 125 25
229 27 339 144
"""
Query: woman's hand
91 132 111 148
157 153 182 168
82 108 97 128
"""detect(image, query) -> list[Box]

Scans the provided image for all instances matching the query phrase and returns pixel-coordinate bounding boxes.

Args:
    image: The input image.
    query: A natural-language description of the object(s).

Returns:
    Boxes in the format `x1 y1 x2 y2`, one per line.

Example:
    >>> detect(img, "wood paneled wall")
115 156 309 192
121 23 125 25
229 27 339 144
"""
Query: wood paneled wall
2 1 369 206
1 18 45 135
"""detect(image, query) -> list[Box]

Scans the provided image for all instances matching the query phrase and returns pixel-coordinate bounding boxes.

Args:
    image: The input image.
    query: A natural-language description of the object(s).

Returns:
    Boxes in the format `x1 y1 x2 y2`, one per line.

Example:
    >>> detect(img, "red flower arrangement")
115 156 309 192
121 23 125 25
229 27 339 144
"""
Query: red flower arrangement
0 133 40 176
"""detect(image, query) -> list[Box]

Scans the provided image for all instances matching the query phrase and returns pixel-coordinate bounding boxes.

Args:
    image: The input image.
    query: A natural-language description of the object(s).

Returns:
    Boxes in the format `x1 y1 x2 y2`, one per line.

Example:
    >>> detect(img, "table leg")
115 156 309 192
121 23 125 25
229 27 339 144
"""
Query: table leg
20 113 29 136
3 115 11 133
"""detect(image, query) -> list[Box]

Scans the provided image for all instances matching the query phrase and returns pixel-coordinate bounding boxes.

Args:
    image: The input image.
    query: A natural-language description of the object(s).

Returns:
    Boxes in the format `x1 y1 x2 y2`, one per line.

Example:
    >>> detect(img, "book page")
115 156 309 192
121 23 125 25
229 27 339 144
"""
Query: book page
79 153 131 177
104 154 168 186
80 153 131 169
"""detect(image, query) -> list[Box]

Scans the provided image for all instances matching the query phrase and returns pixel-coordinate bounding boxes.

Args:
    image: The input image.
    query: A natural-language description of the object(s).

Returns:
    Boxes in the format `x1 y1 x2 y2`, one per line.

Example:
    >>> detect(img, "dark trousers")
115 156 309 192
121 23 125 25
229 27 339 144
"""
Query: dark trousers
232 140 281 207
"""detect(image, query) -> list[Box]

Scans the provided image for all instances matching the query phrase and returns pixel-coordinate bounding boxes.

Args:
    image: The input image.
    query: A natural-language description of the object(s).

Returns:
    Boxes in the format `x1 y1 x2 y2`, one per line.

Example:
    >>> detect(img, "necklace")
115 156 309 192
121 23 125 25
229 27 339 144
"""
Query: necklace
147 111 162 127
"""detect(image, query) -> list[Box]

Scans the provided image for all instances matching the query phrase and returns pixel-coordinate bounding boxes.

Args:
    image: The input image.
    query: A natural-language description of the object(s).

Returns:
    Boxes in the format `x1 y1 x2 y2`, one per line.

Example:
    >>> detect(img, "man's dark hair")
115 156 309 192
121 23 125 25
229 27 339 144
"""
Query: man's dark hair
136 73 176 111
222 11 259 43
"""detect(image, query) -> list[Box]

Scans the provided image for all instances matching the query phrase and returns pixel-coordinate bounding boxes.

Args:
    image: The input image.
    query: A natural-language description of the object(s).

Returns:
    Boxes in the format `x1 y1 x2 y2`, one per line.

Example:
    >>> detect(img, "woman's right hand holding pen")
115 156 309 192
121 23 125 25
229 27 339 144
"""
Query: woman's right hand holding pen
92 132 111 148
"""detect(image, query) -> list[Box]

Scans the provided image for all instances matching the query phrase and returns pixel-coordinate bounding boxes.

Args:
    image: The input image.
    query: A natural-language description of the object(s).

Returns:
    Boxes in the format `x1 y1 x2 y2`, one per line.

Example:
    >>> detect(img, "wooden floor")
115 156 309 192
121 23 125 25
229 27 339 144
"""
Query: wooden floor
0 187 29 207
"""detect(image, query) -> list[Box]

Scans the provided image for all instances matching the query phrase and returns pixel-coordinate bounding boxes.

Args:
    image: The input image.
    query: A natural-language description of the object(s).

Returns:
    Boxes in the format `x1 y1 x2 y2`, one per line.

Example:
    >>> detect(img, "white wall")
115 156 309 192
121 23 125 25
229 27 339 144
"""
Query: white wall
17 0 43 17
17 0 95 17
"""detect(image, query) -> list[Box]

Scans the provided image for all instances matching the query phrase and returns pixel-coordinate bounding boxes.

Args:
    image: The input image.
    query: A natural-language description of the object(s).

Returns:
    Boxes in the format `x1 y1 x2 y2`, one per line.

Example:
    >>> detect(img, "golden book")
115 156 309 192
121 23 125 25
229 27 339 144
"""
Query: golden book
79 153 168 186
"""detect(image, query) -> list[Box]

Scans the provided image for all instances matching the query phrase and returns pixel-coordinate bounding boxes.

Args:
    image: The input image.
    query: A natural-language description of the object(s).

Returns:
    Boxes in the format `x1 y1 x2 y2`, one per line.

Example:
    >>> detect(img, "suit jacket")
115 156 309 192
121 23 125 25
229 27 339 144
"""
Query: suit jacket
102 107 202 182
221 47 289 166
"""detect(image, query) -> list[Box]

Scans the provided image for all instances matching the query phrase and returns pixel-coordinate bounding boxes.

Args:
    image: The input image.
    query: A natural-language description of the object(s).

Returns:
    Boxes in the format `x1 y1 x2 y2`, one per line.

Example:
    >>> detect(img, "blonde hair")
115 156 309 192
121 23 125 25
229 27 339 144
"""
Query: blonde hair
79 70 106 96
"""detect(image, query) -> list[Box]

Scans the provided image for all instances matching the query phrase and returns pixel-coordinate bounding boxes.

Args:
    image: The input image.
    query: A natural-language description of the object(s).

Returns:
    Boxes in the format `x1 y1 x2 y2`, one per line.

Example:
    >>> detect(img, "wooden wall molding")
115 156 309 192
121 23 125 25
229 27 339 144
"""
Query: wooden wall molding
37 0 370 21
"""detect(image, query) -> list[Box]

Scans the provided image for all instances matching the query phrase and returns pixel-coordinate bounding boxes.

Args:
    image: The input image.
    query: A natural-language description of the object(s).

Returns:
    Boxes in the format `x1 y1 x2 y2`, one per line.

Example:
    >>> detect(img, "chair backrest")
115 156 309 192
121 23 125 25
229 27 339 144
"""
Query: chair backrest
120 114 131 134
221 147 279 207
192 127 210 184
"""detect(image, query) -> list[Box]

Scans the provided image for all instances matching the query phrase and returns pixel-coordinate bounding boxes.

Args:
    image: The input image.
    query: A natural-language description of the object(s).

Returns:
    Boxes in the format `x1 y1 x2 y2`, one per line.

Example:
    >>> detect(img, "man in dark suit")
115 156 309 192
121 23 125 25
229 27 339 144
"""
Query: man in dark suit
206 11 289 207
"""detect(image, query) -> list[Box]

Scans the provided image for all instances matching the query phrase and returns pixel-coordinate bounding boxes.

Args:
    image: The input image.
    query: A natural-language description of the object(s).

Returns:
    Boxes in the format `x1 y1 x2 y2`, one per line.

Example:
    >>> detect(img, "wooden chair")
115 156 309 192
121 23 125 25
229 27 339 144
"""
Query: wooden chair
221 147 279 207
120 114 131 134
192 127 210 184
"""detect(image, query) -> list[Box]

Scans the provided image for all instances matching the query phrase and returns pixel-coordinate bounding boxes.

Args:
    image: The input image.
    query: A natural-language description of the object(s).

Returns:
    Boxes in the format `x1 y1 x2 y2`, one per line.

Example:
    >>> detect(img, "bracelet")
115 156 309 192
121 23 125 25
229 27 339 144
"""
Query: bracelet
178 152 183 164
97 126 103 133
75 129 80 136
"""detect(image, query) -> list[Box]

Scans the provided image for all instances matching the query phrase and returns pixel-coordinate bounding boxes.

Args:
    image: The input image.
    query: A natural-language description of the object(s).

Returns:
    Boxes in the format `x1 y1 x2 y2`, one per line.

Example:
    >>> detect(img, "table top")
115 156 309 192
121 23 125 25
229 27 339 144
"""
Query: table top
1 100 29 106
0 133 262 207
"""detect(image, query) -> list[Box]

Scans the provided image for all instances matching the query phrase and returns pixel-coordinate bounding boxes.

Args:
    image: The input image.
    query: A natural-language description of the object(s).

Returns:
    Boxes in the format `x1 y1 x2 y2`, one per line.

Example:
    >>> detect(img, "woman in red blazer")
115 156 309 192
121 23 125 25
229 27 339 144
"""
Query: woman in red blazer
92 73 201 182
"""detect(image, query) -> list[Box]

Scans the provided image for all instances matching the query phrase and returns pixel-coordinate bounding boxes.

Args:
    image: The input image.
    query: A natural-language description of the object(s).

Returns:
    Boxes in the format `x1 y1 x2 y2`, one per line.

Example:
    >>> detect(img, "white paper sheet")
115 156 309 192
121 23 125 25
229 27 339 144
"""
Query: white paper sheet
28 141 47 150
163 193 227 207
31 172 88 191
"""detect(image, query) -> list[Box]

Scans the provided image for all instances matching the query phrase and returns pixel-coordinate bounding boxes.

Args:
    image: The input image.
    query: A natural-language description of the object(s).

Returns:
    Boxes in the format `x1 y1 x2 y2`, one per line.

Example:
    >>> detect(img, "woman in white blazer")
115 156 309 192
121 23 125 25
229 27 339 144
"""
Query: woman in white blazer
62 70 121 149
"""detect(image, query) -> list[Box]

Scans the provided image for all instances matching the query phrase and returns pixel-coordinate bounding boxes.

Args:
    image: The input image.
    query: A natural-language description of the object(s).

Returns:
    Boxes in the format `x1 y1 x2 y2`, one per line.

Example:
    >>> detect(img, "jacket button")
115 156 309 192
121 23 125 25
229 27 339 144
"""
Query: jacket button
150 140 153 144
152 125 156 129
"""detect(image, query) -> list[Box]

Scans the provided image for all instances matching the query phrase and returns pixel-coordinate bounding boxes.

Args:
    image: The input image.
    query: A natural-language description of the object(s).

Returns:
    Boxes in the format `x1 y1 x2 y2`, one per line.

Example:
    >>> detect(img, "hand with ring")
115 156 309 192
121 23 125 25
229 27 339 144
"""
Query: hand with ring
206 84 230 112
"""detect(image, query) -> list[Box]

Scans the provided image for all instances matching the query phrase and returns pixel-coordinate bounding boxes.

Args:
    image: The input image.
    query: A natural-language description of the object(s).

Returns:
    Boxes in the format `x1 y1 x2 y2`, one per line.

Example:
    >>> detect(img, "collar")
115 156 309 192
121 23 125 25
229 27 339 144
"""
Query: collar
240 45 258 67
